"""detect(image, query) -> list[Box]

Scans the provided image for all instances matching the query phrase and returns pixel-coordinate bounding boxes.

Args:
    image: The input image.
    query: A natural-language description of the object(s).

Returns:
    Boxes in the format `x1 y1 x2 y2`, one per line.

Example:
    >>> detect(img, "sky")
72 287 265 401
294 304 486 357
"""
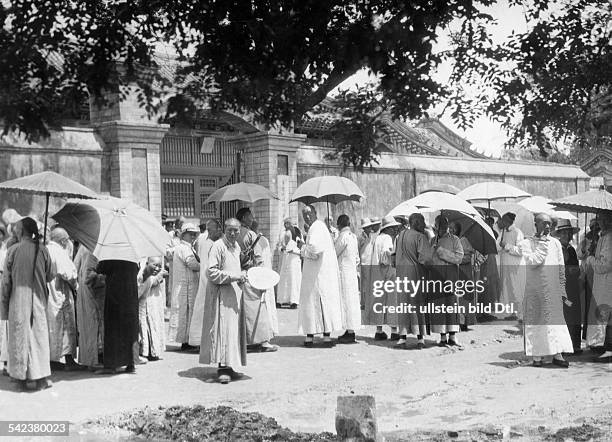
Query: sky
336 0 530 158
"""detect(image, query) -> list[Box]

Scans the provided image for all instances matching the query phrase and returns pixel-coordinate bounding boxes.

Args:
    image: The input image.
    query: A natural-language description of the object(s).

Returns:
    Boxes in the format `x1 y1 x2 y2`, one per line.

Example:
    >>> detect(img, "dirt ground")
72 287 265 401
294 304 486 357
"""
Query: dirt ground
1 309 610 440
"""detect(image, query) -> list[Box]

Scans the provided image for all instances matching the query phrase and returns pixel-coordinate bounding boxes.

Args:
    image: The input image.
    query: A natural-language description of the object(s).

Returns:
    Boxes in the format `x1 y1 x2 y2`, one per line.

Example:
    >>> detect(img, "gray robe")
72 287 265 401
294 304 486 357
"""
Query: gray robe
1 240 53 380
199 238 247 368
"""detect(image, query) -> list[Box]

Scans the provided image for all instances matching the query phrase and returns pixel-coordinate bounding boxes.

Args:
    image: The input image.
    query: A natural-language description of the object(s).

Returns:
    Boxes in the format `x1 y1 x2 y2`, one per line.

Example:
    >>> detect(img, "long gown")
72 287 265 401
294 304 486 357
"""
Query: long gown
335 227 361 331
0 241 8 364
97 260 139 369
1 239 53 380
257 236 279 335
585 231 612 348
522 236 574 356
172 240 200 344
238 227 273 344
457 237 477 327
363 232 397 326
359 232 377 309
277 230 301 305
73 246 105 367
429 233 463 333
46 241 78 362
298 219 343 335
395 228 433 336
199 237 247 368
138 267 166 358
498 225 526 319
188 237 214 346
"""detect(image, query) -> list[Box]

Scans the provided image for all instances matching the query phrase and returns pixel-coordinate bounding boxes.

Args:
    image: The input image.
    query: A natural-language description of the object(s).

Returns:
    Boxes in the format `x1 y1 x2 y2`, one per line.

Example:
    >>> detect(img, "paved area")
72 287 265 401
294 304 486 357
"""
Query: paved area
1 309 610 437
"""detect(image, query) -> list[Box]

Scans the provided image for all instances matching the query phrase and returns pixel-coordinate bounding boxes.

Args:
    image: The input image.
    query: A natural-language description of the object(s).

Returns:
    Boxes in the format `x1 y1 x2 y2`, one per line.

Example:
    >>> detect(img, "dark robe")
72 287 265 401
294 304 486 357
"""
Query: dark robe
561 243 582 350
97 260 139 369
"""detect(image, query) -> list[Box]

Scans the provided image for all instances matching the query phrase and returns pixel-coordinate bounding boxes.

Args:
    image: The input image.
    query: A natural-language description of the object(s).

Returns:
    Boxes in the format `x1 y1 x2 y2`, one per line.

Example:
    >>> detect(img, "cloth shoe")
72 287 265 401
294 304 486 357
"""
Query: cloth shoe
374 331 388 341
338 332 356 344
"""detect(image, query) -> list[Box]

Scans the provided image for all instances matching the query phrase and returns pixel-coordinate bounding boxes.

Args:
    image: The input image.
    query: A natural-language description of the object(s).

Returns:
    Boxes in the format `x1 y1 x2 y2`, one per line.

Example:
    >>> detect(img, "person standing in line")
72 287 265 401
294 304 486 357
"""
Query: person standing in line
96 259 140 374
430 215 464 347
1 217 53 390
277 218 302 309
554 219 583 353
521 213 573 368
364 216 400 341
236 208 277 353
199 218 248 384
172 223 201 351
394 213 433 349
138 256 167 361
189 219 223 347
335 215 361 344
586 211 612 363
46 227 80 370
497 212 526 321
299 205 343 347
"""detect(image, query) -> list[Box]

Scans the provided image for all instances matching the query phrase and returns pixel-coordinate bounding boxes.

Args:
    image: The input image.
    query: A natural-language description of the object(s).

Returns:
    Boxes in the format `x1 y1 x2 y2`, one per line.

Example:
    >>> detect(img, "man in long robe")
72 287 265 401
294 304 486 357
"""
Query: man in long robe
554 219 582 353
172 223 200 351
451 222 480 330
0 222 10 375
236 208 277 352
335 215 361 344
586 211 612 363
189 219 222 346
1 217 53 390
299 205 343 347
430 216 464 346
138 256 167 361
359 218 380 309
96 260 139 374
277 218 302 308
73 245 105 369
46 228 79 369
497 212 526 320
521 213 573 367
199 218 247 384
363 216 400 340
395 213 433 349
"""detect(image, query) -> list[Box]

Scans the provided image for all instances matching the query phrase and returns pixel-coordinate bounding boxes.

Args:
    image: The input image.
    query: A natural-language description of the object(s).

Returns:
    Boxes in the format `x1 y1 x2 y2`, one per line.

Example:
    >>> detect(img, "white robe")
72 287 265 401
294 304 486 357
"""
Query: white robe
256 236 279 335
138 268 166 358
0 242 8 363
586 230 612 347
497 225 526 319
172 240 200 344
335 227 361 330
298 219 343 335
277 230 301 305
521 236 574 357
46 241 78 362
188 237 214 346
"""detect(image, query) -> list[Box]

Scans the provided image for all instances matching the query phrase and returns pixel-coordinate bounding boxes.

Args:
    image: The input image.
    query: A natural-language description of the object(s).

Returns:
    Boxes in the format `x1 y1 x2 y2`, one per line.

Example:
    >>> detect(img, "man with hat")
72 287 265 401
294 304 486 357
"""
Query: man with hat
497 212 526 321
172 222 200 351
359 217 380 311
364 215 401 341
554 218 582 353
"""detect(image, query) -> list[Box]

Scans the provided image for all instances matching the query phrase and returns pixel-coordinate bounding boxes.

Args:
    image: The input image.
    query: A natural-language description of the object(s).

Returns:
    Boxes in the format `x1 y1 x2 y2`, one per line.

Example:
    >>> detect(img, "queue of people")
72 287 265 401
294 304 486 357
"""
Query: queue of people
0 201 610 389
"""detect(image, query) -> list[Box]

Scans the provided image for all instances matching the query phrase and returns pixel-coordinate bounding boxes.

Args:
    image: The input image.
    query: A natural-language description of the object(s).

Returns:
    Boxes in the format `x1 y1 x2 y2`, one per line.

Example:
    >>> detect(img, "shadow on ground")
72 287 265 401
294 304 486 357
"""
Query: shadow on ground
178 367 252 383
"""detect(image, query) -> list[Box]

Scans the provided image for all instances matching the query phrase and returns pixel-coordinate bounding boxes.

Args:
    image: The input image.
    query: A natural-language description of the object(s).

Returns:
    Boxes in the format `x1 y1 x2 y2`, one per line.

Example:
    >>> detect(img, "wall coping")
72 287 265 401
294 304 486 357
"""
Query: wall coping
298 145 591 180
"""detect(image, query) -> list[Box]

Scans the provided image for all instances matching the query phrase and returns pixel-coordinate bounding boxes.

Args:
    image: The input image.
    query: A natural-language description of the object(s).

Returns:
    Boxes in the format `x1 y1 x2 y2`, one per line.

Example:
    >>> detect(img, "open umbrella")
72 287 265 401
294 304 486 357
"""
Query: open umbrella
204 182 278 204
490 201 536 237
457 182 531 210
290 176 364 218
420 184 461 195
51 197 170 263
551 186 612 213
518 195 577 220
0 171 99 242
393 191 479 216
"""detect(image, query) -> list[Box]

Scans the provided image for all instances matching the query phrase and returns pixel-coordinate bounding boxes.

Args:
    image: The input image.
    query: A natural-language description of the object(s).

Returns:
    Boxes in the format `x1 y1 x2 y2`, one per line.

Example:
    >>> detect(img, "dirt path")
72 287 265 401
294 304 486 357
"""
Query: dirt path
1 310 610 438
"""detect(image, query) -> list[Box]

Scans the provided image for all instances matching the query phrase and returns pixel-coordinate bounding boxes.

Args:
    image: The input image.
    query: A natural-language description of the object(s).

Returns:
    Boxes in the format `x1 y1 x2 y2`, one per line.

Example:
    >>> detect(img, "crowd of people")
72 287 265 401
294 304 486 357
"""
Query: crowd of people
0 200 610 389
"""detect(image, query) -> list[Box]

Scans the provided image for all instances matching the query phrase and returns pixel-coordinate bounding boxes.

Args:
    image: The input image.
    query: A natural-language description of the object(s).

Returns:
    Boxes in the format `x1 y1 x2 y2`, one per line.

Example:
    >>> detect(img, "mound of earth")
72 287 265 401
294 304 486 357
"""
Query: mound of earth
86 405 336 441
